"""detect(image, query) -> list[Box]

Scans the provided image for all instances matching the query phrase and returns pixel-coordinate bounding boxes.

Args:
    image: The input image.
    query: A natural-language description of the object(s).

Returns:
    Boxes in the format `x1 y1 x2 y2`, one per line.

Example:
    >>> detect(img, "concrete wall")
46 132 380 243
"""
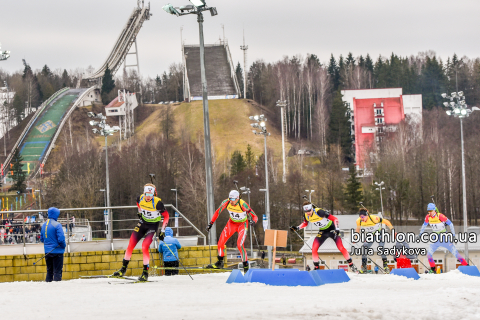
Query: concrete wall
0 245 222 283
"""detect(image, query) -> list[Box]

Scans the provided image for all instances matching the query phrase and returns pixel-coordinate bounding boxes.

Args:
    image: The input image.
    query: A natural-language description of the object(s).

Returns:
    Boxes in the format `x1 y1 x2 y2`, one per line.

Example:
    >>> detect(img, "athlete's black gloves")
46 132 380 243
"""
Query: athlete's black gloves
249 220 255 226
158 231 165 241
290 226 299 232
206 222 213 232
331 229 340 239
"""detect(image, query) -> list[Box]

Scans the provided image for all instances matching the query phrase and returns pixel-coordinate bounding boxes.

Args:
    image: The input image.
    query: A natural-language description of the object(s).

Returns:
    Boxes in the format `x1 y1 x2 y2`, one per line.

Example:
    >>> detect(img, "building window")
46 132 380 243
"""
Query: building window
377 127 383 133
376 109 383 115
376 118 383 124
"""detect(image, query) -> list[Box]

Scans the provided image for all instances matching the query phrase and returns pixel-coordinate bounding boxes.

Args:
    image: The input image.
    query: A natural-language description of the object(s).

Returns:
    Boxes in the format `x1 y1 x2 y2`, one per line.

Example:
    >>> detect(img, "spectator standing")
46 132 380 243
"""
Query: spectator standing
281 254 286 266
158 227 182 276
81 234 86 241
40 207 66 282
374 265 379 274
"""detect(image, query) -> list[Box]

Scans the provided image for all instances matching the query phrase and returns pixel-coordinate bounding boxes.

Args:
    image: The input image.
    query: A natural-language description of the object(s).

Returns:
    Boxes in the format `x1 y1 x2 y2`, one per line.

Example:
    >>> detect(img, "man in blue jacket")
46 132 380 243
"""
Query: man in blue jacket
40 207 66 282
158 227 181 276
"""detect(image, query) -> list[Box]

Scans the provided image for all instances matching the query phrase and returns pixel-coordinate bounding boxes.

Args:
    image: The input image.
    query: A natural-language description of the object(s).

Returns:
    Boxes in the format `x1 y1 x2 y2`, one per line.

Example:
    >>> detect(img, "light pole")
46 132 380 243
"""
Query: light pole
240 186 253 257
250 114 271 267
305 190 314 202
374 181 385 217
171 188 178 210
240 31 248 99
87 112 120 241
442 91 480 263
163 0 218 244
276 100 287 183
100 189 107 235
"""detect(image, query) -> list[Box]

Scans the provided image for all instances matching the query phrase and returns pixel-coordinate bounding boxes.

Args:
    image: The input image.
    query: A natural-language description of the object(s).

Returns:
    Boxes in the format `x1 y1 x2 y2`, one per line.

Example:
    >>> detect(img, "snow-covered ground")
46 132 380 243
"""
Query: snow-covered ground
2 270 480 320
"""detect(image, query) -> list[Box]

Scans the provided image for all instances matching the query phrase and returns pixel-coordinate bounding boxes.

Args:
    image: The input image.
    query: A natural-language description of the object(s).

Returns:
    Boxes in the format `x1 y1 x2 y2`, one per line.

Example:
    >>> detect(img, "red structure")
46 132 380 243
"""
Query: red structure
353 97 405 169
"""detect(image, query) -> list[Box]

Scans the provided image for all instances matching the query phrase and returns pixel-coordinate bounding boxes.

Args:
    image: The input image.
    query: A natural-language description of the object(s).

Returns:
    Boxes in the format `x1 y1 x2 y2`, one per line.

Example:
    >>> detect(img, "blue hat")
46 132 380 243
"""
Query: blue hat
47 207 61 220
427 203 436 211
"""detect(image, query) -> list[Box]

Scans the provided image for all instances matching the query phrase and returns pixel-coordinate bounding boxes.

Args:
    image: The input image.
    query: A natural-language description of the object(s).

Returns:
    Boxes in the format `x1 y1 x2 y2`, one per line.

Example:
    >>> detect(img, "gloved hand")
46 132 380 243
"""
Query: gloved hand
249 219 255 226
290 225 299 232
206 222 213 232
331 229 340 239
158 231 165 241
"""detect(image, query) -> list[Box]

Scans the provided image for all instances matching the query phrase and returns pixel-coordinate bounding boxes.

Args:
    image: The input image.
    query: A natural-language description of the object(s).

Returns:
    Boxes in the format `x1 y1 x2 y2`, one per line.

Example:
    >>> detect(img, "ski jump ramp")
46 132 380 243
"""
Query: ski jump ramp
183 43 240 101
2 87 99 180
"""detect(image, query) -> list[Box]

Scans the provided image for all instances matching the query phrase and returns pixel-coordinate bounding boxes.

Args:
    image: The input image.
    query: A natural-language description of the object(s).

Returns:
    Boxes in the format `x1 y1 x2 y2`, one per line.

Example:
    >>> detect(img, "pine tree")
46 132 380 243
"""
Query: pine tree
230 150 246 176
235 62 244 98
9 148 26 193
101 64 116 104
328 90 352 162
328 54 340 91
344 165 363 213
244 144 255 169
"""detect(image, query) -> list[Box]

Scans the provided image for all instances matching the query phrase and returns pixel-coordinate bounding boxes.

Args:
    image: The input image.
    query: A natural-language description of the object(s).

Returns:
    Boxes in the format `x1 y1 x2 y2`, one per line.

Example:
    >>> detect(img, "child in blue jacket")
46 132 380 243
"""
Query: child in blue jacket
158 227 181 275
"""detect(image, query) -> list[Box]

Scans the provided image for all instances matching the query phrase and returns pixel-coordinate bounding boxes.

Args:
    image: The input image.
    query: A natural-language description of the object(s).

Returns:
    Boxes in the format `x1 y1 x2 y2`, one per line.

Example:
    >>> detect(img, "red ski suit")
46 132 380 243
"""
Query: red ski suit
210 199 258 261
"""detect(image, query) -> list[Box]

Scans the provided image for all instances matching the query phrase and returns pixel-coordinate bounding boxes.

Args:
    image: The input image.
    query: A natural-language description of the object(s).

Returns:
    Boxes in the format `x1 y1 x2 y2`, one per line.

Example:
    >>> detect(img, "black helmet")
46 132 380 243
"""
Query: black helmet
358 208 368 216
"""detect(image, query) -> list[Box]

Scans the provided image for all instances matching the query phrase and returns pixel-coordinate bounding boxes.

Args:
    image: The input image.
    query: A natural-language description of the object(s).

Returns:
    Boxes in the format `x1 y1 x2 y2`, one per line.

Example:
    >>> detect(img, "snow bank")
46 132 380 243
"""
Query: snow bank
2 270 480 320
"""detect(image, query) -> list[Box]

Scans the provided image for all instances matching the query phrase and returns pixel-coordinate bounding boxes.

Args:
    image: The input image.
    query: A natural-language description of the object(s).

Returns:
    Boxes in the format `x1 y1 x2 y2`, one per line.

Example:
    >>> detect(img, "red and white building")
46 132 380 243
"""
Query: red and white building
341 88 422 171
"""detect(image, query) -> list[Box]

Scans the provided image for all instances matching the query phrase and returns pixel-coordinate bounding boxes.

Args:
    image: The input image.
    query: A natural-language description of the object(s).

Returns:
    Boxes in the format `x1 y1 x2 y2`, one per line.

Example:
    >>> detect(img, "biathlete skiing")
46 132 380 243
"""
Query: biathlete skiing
290 201 359 273
356 208 395 273
418 203 468 273
206 190 258 272
113 183 169 281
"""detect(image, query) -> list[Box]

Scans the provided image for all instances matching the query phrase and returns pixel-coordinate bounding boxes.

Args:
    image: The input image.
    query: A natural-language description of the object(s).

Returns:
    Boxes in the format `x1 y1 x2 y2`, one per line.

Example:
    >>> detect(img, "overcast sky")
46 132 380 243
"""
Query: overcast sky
1 0 479 78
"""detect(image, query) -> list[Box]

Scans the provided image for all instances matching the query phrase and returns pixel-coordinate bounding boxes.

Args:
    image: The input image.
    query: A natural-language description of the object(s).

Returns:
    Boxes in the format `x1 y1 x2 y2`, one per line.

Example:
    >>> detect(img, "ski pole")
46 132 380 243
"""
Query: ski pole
252 224 260 248
342 238 388 274
292 229 329 269
33 244 60 265
164 242 193 280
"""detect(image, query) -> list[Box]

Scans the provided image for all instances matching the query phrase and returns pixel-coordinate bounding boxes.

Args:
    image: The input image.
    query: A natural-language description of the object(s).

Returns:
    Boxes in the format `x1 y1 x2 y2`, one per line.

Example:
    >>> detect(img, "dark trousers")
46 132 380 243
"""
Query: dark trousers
164 260 179 276
45 253 64 282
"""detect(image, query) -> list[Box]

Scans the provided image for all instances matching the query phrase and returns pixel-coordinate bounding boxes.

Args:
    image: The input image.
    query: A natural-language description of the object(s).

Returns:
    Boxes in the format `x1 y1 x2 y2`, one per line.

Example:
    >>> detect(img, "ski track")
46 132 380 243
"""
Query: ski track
2 270 480 320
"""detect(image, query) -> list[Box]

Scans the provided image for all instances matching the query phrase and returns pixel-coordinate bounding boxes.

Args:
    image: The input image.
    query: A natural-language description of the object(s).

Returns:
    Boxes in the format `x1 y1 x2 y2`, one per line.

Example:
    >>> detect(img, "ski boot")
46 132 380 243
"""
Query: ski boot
242 261 249 273
313 262 320 270
206 256 224 269
360 258 368 274
347 259 359 274
383 259 390 273
138 265 149 282
112 259 129 278
429 267 436 274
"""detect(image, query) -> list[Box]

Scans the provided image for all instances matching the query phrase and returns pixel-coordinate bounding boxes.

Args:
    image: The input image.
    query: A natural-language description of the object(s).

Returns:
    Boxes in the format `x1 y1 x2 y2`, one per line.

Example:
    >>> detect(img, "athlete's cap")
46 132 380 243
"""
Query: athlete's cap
144 185 155 196
229 190 239 200
359 209 368 216
303 204 313 212
427 203 436 211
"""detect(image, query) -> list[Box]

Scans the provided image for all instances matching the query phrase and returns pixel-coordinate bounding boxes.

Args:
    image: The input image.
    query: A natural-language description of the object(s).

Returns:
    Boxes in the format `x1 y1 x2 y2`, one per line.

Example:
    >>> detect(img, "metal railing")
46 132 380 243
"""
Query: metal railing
0 204 205 254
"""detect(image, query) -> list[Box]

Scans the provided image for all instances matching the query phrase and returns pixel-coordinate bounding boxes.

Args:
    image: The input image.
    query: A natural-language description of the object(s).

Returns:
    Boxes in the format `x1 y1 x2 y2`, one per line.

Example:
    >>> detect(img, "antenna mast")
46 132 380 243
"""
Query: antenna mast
239 30 248 99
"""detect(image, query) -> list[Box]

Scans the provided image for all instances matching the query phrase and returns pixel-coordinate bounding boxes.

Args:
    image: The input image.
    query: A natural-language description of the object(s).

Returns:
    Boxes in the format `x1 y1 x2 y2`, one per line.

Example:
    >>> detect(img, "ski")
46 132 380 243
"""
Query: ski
80 275 138 281
109 280 154 285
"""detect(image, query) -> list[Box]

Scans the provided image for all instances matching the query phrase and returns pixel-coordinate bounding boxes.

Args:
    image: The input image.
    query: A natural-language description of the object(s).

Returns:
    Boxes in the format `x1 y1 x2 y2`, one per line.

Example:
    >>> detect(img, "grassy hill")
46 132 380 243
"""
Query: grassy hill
138 99 292 162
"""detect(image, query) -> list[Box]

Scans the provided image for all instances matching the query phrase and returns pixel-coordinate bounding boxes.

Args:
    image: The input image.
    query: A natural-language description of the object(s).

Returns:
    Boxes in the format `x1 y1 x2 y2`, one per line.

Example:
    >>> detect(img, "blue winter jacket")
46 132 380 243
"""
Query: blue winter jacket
158 227 181 262
40 207 66 254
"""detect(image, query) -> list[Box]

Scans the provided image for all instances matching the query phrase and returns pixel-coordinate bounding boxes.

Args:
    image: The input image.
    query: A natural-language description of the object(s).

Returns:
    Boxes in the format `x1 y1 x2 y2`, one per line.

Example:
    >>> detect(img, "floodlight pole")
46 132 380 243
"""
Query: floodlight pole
460 117 468 262
105 134 112 242
197 11 216 244
263 133 272 268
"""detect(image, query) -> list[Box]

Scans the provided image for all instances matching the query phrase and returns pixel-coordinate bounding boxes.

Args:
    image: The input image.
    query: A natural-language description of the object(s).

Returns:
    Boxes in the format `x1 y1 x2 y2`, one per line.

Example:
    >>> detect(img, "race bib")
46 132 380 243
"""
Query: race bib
362 224 381 233
313 217 330 228
228 210 247 222
430 222 445 232
141 209 162 220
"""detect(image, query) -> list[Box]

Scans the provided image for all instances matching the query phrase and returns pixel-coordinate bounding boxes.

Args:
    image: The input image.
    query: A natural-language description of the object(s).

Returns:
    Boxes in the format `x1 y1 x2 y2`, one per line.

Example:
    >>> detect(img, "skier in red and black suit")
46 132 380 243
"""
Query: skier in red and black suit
291 201 359 273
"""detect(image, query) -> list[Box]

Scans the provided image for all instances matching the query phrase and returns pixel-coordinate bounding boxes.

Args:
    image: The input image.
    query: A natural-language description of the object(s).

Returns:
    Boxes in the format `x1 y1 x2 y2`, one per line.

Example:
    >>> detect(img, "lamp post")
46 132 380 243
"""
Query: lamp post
276 100 287 183
240 186 253 257
374 181 385 217
305 190 314 202
87 112 120 241
442 91 480 263
99 189 107 235
163 0 218 244
250 114 271 267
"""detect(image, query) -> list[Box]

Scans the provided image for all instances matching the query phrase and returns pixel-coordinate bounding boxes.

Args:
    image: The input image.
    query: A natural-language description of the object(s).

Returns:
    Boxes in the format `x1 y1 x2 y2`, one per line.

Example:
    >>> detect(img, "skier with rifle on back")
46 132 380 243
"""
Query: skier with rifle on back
113 183 169 282
206 190 258 272
290 201 359 273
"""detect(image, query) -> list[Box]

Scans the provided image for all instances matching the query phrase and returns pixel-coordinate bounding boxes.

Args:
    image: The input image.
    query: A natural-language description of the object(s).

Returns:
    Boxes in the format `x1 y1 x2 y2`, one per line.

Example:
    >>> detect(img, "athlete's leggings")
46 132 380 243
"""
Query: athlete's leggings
427 240 468 268
217 219 248 261
124 219 159 266
312 230 350 263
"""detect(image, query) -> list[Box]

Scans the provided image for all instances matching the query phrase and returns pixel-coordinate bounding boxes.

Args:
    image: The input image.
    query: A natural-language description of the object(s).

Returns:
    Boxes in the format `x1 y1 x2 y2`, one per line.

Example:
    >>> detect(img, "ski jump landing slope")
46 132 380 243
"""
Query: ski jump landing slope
184 43 240 101
3 87 96 180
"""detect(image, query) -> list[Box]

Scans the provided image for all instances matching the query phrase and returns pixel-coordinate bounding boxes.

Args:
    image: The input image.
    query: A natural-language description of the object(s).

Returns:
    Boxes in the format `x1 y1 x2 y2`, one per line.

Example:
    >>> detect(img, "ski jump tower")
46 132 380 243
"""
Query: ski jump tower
183 40 240 101
85 1 151 82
